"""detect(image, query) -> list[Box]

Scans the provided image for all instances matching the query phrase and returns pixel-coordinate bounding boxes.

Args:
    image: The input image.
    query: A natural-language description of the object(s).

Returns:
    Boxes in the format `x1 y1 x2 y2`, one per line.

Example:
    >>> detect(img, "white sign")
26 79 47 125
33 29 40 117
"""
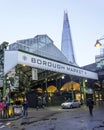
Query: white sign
32 68 38 80
14 76 19 88
4 51 98 80
86 88 93 94
18 51 98 80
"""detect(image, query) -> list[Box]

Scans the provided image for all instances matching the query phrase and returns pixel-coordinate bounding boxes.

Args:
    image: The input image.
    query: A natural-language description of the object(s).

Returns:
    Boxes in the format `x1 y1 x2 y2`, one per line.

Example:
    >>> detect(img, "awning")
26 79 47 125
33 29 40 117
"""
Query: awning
47 85 58 93
60 81 80 91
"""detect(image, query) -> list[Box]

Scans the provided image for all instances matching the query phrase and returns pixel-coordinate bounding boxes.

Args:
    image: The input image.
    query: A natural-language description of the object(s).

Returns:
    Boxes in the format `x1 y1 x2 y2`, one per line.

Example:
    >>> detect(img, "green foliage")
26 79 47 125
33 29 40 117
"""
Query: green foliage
0 41 9 50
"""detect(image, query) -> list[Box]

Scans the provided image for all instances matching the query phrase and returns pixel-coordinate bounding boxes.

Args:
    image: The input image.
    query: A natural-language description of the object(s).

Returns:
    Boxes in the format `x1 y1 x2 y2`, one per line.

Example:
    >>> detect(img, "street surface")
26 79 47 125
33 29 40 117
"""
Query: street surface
0 104 104 130
0 122 11 130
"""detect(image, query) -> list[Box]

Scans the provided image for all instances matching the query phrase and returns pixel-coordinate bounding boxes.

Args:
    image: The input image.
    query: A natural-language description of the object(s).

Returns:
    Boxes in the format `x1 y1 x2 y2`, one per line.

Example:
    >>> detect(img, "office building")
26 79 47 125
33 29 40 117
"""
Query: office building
61 11 77 66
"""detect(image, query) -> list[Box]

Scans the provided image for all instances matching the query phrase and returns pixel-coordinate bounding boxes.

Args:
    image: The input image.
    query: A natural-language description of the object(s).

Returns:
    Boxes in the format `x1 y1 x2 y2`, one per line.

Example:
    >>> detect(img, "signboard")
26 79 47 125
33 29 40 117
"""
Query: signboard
18 51 98 80
4 51 98 80
86 88 93 94
14 76 19 88
32 68 38 80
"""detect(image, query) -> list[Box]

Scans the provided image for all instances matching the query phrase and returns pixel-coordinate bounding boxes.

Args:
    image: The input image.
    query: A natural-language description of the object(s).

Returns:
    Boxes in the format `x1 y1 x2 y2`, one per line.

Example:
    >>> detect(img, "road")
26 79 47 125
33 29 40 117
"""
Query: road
1 104 104 130
0 122 11 130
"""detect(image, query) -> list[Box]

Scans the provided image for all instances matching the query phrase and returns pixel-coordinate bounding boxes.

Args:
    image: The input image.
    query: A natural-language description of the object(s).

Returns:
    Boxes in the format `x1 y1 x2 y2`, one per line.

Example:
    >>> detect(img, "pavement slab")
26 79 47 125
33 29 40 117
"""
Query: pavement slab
1 104 104 130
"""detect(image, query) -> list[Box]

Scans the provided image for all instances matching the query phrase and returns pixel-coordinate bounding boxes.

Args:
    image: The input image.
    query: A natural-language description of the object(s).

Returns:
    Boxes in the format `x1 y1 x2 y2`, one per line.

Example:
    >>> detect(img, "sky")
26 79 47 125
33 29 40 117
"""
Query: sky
0 0 104 67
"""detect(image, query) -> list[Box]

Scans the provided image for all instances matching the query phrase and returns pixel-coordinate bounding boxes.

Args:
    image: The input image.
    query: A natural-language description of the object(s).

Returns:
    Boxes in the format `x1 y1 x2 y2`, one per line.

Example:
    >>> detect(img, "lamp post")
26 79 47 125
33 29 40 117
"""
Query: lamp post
94 36 104 104
94 36 104 63
71 82 74 100
94 36 104 47
82 79 87 104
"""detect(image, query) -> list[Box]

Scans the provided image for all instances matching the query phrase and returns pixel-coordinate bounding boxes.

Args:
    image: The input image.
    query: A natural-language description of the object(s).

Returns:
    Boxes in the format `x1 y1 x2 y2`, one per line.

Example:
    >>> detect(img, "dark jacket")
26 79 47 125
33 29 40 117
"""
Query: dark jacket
23 100 28 110
87 99 94 108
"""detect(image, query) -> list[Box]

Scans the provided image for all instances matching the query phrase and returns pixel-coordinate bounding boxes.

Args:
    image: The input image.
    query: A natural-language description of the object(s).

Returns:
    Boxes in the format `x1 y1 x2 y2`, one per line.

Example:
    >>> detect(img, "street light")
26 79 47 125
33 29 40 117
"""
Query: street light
83 79 87 104
94 37 104 47
94 36 104 104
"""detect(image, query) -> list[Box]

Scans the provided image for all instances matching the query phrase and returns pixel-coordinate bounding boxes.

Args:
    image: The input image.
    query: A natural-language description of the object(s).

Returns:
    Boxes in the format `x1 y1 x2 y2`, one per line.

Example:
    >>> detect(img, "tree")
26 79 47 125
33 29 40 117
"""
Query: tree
0 41 9 50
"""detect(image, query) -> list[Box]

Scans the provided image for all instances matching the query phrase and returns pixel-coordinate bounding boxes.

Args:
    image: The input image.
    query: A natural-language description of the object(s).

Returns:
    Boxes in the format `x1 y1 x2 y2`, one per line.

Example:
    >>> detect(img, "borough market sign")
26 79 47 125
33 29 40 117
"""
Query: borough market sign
4 51 98 80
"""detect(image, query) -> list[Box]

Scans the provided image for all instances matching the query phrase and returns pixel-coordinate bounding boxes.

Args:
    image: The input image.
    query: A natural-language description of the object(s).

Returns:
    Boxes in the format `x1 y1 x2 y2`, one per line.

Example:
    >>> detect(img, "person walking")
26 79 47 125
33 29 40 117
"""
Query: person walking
22 98 28 118
87 98 94 116
0 99 6 118
0 99 5 118
35 95 39 110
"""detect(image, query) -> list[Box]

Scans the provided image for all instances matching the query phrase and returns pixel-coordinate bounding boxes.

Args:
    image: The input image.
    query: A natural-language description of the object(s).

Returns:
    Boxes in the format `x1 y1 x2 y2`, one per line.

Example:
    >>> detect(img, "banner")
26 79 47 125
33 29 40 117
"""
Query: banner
4 50 98 80
32 68 38 80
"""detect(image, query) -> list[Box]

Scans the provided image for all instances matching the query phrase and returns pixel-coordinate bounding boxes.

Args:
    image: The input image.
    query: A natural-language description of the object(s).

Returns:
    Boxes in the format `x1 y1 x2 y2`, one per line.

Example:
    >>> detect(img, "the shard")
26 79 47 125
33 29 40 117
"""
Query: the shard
61 11 77 66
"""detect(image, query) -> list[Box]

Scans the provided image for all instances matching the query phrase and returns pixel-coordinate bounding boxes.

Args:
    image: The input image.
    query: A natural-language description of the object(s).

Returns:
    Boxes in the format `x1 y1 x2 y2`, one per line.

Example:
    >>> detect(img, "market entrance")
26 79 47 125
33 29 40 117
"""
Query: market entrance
3 50 98 107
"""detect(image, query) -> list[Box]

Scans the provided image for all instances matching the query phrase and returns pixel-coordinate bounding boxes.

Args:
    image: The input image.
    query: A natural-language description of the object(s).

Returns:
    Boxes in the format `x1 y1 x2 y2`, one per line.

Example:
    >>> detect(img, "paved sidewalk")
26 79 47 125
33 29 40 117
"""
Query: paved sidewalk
19 106 62 124
0 106 61 122
8 106 62 130
1 104 104 130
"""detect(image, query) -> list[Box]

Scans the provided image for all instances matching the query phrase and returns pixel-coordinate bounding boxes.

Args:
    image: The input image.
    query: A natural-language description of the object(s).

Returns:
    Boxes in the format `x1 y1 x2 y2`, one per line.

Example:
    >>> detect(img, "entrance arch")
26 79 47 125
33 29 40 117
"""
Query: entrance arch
3 50 98 106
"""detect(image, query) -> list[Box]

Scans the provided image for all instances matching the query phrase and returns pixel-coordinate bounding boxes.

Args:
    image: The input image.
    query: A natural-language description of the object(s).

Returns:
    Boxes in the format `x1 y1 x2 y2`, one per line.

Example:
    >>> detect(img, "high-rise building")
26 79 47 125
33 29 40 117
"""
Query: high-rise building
61 11 77 66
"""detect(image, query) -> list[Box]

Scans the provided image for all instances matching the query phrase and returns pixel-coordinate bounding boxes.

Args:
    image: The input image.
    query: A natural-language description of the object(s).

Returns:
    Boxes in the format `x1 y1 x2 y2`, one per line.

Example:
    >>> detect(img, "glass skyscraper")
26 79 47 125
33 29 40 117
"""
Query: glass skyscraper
61 11 77 66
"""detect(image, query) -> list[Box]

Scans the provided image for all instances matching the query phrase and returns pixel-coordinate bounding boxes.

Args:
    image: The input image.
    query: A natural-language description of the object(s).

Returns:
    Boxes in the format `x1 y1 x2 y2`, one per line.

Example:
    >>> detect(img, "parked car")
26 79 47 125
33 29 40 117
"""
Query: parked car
61 100 81 109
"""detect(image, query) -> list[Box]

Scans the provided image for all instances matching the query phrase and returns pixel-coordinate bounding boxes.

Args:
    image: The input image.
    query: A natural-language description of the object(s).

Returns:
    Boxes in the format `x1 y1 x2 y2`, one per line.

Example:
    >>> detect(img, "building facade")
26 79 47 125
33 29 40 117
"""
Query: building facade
0 11 99 106
61 11 77 66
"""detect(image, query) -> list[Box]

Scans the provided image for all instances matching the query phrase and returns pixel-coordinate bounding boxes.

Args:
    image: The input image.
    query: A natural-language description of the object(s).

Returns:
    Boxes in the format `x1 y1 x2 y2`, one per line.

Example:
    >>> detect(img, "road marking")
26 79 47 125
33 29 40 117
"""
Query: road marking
6 122 11 126
0 125 5 129
0 121 12 129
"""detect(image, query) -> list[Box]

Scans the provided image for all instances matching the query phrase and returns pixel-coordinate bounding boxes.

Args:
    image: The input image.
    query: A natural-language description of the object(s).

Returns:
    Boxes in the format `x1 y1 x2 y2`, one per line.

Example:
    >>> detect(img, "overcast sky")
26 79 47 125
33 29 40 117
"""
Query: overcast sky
0 0 104 67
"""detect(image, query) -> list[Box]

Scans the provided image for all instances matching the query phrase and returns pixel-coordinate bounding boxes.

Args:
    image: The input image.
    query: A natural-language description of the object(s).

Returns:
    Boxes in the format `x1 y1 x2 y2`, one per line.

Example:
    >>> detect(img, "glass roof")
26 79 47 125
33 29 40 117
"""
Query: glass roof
9 34 72 65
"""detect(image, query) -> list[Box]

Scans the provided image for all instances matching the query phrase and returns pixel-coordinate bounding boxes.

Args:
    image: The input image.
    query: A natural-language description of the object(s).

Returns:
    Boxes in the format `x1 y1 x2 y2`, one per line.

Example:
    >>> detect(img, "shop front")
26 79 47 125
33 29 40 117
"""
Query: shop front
3 50 98 107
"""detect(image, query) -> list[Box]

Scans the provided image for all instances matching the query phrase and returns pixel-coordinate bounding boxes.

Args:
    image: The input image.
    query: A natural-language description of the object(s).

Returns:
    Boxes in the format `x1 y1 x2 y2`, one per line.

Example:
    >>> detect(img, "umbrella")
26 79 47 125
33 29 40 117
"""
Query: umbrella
37 88 43 93
47 85 58 93
60 81 80 91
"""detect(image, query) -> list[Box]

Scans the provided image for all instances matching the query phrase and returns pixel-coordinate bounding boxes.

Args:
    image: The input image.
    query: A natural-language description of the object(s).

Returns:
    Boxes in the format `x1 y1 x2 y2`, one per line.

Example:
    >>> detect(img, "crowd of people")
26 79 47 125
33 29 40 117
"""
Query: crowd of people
0 98 22 119
0 94 47 119
0 95 95 119
0 98 11 118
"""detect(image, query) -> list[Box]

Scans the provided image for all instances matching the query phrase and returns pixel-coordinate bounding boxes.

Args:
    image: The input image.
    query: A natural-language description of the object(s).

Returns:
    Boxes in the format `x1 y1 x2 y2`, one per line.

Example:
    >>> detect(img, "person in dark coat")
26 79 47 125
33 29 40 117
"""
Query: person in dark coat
87 98 94 116
35 95 39 110
22 99 28 118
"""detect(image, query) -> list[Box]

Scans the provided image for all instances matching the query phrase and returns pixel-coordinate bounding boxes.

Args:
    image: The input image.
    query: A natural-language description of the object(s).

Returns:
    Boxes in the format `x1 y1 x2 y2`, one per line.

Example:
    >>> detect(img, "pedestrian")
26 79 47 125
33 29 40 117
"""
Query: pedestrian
42 96 46 108
35 95 39 110
0 100 3 118
0 99 6 118
87 98 94 116
22 98 28 118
